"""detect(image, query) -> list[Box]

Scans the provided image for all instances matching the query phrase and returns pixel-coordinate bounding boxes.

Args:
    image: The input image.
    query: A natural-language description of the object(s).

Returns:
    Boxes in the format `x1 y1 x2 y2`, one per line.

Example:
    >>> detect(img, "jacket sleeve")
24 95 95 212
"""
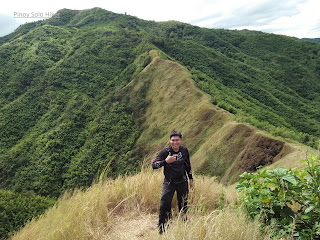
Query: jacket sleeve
185 148 193 180
152 149 168 169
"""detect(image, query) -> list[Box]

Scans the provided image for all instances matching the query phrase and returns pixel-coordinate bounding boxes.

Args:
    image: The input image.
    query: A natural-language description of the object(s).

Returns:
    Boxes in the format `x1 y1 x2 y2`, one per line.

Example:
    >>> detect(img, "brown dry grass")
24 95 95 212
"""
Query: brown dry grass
11 169 270 240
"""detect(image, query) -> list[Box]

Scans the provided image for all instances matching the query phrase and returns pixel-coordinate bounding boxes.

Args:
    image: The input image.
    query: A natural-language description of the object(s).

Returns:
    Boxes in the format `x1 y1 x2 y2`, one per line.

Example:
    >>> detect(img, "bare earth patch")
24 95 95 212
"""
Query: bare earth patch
109 213 158 240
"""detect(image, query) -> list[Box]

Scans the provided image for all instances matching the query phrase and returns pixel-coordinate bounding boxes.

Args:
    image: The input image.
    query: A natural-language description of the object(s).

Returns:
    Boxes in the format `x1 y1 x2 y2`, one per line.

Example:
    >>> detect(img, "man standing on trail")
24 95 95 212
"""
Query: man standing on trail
152 130 194 234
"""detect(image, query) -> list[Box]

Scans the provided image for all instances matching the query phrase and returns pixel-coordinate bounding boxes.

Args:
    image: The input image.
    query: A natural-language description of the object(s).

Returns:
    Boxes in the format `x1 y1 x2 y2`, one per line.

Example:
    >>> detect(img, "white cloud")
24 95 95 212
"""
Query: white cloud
0 0 319 38
191 0 320 38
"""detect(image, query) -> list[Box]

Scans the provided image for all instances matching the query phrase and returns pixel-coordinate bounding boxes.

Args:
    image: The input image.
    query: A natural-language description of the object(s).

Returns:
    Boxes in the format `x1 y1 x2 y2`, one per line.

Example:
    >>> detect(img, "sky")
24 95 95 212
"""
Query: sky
0 0 320 38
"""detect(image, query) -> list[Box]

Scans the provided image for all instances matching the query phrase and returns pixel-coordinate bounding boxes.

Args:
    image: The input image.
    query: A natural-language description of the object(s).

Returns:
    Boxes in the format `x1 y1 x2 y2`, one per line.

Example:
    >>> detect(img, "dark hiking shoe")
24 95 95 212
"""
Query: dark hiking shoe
159 224 165 235
159 227 164 235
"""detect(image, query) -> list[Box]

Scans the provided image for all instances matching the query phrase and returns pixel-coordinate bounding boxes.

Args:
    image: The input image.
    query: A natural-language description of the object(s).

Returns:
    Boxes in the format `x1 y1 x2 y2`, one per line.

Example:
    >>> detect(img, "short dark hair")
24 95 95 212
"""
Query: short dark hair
170 130 182 139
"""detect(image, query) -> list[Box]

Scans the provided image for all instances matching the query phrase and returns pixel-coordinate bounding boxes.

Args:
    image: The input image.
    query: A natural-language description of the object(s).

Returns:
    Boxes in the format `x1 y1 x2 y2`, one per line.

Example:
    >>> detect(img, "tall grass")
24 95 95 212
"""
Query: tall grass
158 208 270 240
11 169 270 240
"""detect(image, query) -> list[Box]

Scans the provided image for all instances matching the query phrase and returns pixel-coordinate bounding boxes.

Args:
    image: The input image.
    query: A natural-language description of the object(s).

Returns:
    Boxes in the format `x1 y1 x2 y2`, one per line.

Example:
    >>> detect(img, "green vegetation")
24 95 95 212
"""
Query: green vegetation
0 190 54 239
0 7 320 238
303 38 320 43
0 16 154 198
237 155 320 239
149 31 320 147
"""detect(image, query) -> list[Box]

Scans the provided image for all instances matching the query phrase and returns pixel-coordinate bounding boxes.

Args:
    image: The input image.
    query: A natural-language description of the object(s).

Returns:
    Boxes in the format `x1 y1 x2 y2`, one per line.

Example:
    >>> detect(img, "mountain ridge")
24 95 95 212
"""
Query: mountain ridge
0 8 319 238
0 6 318 196
127 50 310 185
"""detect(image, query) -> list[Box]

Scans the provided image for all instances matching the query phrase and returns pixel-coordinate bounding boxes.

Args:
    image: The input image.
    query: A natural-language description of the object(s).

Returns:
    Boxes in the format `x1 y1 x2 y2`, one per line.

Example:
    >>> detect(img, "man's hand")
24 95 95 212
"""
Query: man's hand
165 152 176 164
189 179 194 189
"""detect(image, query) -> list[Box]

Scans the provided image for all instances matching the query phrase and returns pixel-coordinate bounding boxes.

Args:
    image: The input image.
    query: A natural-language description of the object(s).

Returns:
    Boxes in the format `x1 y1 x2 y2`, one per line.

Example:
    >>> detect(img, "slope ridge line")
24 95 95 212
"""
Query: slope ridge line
131 50 309 183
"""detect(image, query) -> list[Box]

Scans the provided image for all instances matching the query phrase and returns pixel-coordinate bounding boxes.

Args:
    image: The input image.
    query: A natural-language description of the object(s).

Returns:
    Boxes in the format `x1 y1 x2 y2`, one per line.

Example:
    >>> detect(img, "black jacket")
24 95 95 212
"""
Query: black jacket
152 145 193 184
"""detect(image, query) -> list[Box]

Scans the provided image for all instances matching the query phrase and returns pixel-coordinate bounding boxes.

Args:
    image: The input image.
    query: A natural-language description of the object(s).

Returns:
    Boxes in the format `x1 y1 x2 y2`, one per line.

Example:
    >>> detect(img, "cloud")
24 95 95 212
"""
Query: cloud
193 0 305 29
188 0 320 38
0 14 22 37
311 22 320 37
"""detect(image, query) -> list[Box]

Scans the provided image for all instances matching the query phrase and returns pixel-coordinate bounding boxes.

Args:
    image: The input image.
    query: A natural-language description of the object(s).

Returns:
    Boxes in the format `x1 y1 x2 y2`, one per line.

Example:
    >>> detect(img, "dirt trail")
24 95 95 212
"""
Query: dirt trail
108 213 158 239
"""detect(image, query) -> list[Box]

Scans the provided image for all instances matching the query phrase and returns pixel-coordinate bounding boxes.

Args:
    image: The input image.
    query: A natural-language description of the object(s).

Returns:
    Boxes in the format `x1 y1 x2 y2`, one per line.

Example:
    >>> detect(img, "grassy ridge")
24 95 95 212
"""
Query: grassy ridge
150 34 320 147
11 169 270 240
133 19 320 145
130 50 309 185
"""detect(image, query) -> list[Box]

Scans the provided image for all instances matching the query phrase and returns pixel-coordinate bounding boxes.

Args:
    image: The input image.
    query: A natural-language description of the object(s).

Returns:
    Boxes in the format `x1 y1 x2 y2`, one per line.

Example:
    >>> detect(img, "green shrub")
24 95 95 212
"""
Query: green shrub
236 155 320 239
0 190 55 239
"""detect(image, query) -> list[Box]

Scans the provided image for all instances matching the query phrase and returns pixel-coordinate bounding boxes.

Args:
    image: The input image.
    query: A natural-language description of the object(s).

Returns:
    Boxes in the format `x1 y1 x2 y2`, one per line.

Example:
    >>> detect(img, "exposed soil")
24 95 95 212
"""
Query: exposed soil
109 214 158 240
237 134 285 172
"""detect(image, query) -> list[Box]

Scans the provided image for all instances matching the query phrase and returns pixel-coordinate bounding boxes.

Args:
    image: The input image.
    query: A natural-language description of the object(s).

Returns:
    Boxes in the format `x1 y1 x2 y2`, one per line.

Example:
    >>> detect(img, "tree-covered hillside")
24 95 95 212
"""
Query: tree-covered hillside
0 9 154 199
303 38 320 43
1 7 319 198
1 8 319 238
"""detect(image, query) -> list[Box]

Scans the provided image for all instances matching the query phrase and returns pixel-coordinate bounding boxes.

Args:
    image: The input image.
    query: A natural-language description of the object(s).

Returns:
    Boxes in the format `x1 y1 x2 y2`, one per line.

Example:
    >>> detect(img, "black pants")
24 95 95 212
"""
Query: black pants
158 180 189 228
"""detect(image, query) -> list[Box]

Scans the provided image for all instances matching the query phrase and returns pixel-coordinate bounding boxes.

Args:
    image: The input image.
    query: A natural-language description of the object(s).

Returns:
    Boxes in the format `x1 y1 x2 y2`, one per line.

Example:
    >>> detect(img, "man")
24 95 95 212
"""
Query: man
152 130 194 234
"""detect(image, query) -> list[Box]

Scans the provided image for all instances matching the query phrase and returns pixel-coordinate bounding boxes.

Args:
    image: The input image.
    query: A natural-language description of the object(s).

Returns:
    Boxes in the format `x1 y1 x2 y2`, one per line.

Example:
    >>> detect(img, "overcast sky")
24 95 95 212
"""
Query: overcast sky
0 0 319 38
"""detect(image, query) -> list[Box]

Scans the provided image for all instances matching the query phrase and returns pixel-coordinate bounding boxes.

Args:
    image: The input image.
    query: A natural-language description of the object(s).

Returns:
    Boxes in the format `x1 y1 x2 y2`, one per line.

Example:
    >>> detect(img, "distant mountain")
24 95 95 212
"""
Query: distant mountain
302 38 320 43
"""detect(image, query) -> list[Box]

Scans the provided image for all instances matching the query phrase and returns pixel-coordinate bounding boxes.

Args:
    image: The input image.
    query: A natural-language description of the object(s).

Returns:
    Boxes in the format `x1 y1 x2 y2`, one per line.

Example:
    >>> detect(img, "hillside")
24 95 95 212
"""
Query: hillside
0 7 318 195
2 48 312 239
0 7 319 238
130 50 310 184
1 9 320 151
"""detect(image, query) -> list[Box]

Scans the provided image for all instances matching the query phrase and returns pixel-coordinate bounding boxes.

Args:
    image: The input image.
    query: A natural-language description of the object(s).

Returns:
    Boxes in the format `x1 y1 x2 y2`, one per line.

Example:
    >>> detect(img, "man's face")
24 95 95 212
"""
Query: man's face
170 136 182 150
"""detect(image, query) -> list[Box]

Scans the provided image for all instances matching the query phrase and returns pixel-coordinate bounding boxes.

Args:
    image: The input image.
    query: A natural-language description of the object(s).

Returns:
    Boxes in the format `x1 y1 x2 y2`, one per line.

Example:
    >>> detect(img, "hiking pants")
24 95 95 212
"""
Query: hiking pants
158 180 189 227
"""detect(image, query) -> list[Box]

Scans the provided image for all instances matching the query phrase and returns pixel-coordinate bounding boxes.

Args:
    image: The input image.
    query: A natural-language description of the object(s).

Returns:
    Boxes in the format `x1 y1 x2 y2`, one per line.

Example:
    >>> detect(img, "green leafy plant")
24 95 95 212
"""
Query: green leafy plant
236 154 320 239
217 189 226 210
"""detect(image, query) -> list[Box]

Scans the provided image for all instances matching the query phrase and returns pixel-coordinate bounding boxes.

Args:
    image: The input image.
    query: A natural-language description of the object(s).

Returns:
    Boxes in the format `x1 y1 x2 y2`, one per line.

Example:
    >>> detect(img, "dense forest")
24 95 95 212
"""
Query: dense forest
0 7 319 238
